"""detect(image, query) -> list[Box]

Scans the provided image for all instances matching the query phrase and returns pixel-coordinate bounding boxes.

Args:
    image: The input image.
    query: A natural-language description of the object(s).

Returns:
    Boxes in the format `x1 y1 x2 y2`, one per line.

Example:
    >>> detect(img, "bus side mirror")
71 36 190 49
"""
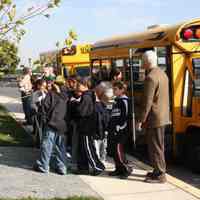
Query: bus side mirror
193 80 200 97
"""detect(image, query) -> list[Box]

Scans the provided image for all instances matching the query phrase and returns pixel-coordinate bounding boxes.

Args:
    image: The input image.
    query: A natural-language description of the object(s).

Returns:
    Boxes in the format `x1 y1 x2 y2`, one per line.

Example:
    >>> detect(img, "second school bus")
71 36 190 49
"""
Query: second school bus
61 44 91 78
90 18 200 171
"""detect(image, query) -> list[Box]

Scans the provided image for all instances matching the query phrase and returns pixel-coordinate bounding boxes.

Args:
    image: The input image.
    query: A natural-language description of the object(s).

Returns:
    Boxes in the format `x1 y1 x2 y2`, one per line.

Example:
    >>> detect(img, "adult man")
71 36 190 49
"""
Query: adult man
19 67 32 125
136 50 170 183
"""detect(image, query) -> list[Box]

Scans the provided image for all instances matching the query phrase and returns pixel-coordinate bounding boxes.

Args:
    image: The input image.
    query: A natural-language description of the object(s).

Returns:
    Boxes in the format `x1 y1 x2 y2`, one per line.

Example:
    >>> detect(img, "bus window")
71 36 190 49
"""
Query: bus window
182 69 192 117
92 60 100 75
91 60 101 87
101 59 111 81
156 47 168 72
75 66 90 77
192 58 200 96
112 59 126 80
126 57 145 91
113 59 124 68
193 58 200 79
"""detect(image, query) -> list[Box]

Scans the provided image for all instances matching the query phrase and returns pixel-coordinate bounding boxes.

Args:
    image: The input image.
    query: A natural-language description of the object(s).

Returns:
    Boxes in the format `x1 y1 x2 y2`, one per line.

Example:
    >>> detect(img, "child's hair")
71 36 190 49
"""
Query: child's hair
23 67 31 75
51 83 61 94
109 68 121 81
112 81 127 92
36 79 46 86
76 76 92 89
34 79 46 90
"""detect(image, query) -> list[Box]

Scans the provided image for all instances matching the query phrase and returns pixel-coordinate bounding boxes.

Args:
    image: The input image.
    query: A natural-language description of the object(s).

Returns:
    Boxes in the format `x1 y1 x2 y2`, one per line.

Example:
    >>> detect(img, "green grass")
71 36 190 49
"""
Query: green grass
0 105 33 146
0 197 101 200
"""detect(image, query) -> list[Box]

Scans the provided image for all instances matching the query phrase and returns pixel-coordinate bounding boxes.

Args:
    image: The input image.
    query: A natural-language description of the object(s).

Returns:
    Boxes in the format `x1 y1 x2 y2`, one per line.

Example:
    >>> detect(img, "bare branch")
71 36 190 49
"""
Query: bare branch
0 0 61 42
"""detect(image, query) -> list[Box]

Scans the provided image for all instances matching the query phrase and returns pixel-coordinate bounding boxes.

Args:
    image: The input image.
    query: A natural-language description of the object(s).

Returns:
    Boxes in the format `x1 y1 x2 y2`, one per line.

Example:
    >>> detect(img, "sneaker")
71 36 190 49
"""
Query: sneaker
33 164 48 174
146 172 154 178
119 167 132 179
119 173 129 179
55 168 66 175
127 166 133 174
145 173 167 183
91 169 104 176
108 170 121 176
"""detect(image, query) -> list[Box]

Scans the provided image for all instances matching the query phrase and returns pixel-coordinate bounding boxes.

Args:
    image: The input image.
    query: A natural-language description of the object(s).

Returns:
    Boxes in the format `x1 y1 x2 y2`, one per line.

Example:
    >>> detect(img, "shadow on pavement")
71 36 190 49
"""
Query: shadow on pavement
0 147 39 170
167 164 200 189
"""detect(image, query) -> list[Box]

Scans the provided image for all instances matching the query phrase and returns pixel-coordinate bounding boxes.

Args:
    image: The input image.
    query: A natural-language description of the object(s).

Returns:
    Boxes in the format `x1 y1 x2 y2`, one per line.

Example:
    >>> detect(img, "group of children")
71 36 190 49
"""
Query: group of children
29 73 132 179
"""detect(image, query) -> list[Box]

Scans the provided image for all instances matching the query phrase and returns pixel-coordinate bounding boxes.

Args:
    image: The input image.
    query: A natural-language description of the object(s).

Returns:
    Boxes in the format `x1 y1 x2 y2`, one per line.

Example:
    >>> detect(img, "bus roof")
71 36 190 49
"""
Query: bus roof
91 18 200 58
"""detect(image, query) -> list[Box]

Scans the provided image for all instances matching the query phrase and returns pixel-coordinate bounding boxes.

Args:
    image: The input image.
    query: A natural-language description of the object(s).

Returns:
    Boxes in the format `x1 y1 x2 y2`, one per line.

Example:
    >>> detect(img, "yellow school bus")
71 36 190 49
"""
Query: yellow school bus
90 18 200 171
61 44 91 78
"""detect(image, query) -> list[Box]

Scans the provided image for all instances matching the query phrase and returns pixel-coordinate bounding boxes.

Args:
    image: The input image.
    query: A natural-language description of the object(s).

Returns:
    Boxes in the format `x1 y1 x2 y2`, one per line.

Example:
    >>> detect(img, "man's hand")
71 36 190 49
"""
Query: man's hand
135 122 142 131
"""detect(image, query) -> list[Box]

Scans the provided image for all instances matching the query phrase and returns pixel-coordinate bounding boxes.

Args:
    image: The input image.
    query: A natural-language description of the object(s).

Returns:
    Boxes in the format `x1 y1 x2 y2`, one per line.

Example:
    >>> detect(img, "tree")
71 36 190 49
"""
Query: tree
0 39 20 73
32 59 44 73
0 0 61 42
65 29 78 48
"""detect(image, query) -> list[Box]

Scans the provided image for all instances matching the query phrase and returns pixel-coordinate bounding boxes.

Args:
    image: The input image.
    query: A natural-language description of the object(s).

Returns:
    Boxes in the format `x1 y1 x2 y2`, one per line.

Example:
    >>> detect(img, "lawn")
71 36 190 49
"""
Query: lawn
0 105 33 146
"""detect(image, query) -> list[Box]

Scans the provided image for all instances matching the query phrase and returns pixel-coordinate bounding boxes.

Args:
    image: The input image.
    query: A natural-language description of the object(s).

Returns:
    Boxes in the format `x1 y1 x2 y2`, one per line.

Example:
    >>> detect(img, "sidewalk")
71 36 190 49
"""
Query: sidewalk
81 160 199 200
0 87 199 200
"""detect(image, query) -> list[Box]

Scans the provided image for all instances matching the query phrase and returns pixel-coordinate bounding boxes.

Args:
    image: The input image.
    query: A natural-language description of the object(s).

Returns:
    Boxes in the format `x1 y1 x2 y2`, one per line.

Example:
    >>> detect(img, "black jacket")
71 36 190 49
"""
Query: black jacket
108 95 129 137
95 101 110 140
41 91 68 134
77 90 96 136
67 90 81 122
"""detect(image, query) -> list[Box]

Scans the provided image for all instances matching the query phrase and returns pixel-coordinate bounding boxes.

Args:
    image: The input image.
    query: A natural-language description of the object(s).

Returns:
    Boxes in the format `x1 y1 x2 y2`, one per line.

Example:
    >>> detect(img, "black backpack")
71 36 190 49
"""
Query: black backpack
91 91 110 140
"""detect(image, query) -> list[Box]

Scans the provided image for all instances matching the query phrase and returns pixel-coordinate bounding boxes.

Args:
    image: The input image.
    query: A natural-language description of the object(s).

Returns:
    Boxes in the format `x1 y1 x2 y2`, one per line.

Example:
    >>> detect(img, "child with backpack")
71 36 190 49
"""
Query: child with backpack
94 83 110 163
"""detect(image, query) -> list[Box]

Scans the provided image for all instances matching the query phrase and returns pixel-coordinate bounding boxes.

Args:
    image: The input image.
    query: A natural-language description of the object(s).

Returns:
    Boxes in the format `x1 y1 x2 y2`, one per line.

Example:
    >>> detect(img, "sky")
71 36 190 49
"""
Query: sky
16 0 200 65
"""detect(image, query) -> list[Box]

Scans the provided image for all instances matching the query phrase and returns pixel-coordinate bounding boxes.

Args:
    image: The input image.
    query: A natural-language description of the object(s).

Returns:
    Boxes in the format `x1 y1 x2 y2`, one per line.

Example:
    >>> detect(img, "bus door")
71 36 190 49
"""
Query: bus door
178 54 200 123
191 55 200 121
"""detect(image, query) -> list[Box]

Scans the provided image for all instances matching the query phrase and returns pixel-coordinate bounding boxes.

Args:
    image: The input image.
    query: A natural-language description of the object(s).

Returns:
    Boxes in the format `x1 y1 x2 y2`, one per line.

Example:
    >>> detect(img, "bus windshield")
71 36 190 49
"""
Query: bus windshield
75 66 90 77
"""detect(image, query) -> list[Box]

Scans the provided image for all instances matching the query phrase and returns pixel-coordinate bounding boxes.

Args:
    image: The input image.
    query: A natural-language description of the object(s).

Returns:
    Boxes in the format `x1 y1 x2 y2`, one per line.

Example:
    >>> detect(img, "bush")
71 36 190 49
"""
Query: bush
0 72 5 80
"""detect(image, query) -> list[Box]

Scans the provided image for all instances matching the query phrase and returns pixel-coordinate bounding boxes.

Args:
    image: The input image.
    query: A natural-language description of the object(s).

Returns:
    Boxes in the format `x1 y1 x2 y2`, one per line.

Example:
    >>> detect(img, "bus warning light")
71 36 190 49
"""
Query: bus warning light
183 29 193 40
195 29 200 39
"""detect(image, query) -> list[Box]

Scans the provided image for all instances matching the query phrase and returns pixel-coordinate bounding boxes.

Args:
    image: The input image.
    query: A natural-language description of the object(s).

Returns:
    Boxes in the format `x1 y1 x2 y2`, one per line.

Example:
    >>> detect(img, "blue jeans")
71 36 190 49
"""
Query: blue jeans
36 126 67 173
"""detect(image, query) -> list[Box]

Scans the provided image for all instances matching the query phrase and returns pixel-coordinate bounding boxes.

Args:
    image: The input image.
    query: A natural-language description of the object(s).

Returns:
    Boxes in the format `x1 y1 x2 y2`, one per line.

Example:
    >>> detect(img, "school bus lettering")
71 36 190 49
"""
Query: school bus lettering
80 45 91 54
